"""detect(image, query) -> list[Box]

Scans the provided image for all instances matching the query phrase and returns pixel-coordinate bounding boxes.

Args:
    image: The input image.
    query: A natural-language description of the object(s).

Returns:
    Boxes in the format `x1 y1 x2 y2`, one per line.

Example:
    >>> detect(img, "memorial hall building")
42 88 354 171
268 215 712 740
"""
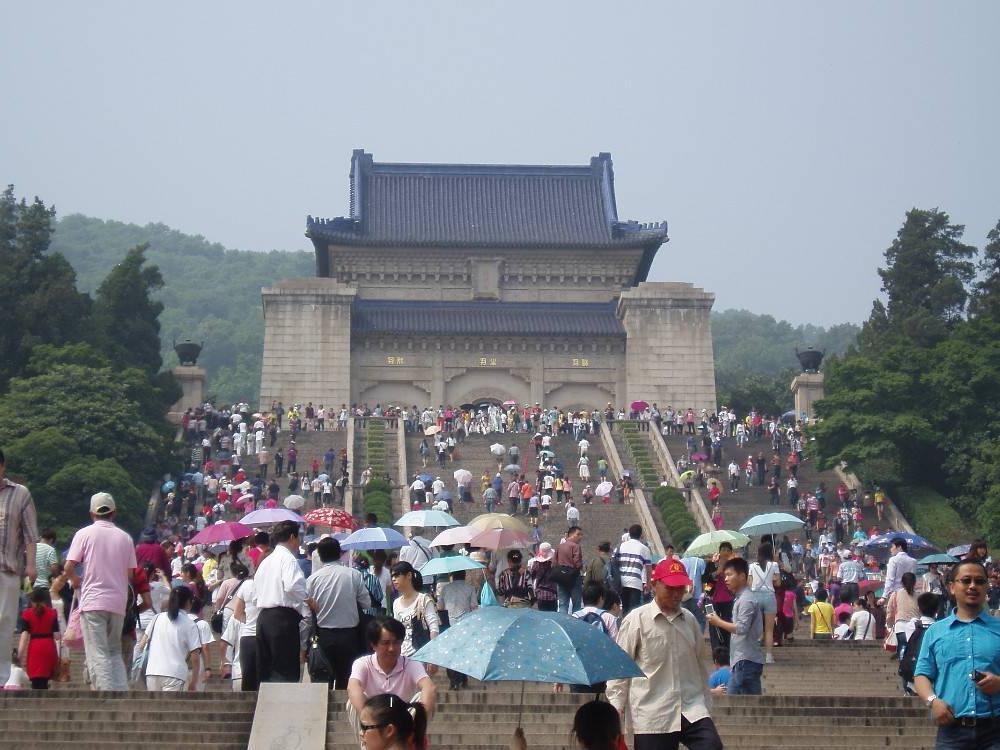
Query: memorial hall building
259 150 717 412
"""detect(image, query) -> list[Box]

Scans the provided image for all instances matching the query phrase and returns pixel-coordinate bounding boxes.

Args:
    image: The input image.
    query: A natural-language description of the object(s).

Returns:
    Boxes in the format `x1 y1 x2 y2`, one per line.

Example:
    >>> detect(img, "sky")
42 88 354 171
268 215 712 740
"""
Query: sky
2 2 997 326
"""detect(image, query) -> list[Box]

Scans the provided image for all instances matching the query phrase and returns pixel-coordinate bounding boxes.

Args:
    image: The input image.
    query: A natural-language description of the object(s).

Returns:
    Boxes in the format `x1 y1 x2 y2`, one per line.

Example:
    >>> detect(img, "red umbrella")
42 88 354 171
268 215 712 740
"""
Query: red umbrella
188 521 254 546
630 400 649 411
303 507 359 531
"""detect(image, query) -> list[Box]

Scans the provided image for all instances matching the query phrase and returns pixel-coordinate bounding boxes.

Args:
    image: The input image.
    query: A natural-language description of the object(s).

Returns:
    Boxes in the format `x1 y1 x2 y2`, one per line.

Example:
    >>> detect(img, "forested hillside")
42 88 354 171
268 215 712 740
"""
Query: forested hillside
50 215 314 402
50 214 859 407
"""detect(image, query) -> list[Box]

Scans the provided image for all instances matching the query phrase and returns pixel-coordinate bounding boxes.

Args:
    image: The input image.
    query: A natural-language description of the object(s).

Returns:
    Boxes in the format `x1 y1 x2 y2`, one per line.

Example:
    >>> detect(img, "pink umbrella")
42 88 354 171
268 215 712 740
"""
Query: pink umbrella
430 526 478 547
630 400 649 411
469 528 531 550
188 521 254 546
690 452 709 462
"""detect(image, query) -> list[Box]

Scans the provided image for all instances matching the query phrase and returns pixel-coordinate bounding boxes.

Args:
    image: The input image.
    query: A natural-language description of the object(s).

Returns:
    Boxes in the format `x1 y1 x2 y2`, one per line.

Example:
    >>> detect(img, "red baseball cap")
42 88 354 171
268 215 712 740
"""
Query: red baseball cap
652 559 692 588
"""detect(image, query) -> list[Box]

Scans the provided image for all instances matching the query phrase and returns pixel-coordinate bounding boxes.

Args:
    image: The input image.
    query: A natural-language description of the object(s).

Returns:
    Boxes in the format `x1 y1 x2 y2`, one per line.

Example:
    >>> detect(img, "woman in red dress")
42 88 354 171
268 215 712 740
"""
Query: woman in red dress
17 589 60 690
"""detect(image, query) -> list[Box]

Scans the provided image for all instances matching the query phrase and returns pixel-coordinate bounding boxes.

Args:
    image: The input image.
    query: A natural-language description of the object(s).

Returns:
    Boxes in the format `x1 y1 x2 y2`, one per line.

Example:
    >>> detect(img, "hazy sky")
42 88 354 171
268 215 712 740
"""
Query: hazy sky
3 2 997 326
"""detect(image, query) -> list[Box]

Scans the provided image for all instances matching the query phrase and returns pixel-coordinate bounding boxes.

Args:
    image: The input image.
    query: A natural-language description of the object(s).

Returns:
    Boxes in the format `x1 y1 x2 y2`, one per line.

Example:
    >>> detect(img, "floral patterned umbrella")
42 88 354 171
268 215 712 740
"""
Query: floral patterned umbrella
303 507 358 530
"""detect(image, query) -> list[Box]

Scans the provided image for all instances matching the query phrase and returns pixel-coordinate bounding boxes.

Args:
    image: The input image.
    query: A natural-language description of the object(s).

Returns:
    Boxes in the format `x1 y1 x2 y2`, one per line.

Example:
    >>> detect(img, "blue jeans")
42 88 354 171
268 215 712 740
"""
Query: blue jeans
557 577 582 614
935 721 1000 749
727 659 763 695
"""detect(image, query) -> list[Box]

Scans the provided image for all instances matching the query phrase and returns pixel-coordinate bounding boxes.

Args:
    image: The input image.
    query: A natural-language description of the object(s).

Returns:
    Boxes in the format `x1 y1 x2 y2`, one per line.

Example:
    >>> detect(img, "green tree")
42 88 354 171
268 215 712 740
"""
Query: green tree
91 243 166 375
970 219 1000 320
0 186 91 390
860 208 976 349
44 457 145 530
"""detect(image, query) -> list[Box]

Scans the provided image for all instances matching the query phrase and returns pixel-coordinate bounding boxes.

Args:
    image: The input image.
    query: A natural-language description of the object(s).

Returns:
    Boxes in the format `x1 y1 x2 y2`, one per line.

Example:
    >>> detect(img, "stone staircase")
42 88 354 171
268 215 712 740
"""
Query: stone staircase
273 425 349 505
661 432 881 536
403 431 647 552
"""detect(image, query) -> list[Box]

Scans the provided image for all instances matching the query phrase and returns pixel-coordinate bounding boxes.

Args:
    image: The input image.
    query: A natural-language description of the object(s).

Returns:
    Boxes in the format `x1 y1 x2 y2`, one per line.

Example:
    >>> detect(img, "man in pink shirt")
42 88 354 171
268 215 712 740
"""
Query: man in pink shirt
65 492 137 690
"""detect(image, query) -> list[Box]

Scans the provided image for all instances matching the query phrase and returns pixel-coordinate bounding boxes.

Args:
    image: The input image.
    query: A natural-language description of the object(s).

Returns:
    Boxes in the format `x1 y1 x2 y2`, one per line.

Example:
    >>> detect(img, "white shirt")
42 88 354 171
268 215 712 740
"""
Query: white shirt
849 609 876 640
399 536 435 570
431 479 445 496
617 538 652 591
749 561 779 593
235 579 259 636
145 612 202 681
306 561 371 628
566 506 580 524
884 551 917 597
253 544 308 611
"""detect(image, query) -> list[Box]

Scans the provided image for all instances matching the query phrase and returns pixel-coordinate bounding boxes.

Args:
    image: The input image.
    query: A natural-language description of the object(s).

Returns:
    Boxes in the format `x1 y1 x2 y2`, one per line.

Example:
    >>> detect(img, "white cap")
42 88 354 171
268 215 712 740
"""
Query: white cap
90 492 116 516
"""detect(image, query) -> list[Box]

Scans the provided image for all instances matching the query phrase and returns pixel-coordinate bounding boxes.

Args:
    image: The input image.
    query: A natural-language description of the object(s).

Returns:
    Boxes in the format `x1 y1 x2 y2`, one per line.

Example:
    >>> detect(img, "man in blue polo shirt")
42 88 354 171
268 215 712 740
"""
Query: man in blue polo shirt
915 559 1000 749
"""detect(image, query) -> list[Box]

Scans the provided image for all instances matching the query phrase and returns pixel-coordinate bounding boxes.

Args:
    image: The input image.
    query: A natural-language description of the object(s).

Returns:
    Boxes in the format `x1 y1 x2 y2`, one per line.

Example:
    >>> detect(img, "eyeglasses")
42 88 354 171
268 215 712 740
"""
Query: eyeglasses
359 723 389 733
956 577 989 586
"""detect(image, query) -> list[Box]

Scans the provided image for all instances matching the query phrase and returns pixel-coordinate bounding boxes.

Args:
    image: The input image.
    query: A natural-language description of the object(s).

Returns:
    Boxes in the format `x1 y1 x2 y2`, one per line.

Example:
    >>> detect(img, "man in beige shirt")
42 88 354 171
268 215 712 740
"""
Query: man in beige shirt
607 559 722 750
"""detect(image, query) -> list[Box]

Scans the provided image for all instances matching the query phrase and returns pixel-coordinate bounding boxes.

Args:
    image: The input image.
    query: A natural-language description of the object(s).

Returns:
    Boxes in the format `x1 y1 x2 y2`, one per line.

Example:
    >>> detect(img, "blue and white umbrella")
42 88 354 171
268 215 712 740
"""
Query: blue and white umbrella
739 512 804 537
340 526 410 550
420 555 485 577
394 510 459 528
864 532 937 555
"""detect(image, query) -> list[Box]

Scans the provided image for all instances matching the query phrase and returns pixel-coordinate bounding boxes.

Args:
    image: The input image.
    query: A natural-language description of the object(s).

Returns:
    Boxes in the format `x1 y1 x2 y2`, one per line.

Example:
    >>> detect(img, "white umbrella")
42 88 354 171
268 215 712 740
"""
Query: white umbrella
283 494 306 510
490 443 506 457
595 481 614 497
453 469 473 485
424 425 441 436
430 526 479 547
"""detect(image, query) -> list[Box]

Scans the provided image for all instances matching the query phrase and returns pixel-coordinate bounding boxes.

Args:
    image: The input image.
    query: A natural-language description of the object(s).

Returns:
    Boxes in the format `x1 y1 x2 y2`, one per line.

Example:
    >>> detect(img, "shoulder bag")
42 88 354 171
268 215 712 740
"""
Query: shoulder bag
211 579 245 634
130 613 160 685
306 612 335 684
409 594 432 650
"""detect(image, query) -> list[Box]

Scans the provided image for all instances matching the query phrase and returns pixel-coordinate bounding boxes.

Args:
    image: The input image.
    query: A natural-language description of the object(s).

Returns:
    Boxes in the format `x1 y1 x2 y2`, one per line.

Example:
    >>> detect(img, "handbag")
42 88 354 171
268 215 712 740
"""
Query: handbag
306 612 335 684
54 643 71 683
63 597 85 651
409 594 431 650
480 581 499 608
210 579 245 634
549 564 579 588
130 613 160 685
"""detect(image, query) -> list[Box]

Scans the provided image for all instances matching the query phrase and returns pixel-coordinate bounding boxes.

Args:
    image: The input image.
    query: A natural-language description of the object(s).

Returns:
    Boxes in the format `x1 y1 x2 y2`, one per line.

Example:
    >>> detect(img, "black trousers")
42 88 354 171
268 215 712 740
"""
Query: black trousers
257 607 302 683
317 626 362 690
240 635 259 691
634 717 723 750
709 601 734 651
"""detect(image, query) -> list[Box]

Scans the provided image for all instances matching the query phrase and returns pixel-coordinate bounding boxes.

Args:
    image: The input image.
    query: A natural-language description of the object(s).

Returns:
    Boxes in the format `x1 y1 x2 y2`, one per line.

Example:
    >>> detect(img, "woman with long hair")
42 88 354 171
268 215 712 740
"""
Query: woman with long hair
887 571 920 655
141 585 203 691
390 562 440 658
17 588 60 689
357 693 428 750
749 543 780 663
511 698 623 750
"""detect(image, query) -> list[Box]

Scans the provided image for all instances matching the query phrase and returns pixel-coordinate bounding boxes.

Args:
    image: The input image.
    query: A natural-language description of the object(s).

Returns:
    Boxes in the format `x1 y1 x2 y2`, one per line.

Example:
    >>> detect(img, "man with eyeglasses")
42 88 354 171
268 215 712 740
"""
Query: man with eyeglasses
915 560 1000 749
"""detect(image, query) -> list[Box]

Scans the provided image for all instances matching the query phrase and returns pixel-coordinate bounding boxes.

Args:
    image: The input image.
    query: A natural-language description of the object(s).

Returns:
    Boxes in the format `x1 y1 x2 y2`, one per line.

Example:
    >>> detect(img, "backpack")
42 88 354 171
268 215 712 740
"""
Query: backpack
577 610 609 635
898 621 927 682
604 551 623 594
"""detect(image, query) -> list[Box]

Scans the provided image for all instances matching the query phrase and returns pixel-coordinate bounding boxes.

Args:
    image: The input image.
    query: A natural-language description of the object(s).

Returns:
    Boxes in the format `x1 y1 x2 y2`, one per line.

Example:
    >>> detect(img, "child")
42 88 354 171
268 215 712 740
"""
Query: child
708 647 731 695
17 588 60 689
3 651 29 690
833 612 853 640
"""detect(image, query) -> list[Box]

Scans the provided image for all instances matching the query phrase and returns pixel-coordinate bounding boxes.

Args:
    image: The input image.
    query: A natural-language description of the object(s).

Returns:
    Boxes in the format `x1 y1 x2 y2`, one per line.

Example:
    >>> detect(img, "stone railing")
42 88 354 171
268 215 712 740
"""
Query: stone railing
835 466 916 535
344 417 356 515
648 427 714 533
397 420 410 514
598 421 666 557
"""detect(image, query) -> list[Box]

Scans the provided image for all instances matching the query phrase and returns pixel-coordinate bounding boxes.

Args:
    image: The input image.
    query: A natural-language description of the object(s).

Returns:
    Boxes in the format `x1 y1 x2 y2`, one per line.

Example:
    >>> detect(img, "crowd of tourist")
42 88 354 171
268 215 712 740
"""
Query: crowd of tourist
5 389 1000 750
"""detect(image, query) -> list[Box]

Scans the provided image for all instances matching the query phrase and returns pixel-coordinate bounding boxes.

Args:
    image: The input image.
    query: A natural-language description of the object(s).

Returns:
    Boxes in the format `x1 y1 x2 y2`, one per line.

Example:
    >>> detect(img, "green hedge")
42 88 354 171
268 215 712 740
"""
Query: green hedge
361 490 393 526
366 478 392 495
895 485 976 549
651 486 699 549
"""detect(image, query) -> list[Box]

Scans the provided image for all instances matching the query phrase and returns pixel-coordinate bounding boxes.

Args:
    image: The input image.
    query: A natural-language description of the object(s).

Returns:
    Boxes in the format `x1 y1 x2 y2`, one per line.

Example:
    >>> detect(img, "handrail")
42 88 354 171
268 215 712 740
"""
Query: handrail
599 422 665 557
397 421 410 514
835 466 916 535
345 417 356 515
648 427 714 533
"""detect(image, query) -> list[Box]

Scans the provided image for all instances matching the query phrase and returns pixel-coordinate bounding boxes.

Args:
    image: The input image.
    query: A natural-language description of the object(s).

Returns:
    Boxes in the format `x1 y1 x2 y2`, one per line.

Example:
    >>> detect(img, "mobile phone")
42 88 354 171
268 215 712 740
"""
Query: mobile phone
971 671 986 682
704 602 716 617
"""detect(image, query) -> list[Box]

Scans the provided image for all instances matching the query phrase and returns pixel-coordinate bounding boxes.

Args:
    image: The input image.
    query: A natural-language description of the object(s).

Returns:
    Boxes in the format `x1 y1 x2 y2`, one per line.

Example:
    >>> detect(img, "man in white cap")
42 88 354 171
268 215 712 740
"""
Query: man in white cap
64 492 137 690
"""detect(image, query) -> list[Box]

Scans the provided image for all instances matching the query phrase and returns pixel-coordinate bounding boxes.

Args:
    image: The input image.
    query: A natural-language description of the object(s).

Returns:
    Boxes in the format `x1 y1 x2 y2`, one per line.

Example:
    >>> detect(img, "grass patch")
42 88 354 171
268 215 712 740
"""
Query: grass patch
895 485 977 549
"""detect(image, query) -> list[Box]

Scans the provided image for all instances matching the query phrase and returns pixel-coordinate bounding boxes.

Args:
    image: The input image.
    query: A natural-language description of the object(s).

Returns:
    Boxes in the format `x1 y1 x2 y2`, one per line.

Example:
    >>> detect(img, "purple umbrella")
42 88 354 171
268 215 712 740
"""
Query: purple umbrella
240 508 305 526
188 521 254 546
690 452 709 462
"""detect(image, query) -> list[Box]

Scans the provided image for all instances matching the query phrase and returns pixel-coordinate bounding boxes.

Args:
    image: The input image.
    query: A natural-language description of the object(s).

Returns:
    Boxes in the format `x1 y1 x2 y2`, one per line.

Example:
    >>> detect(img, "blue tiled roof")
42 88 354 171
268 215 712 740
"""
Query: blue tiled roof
351 300 625 338
308 150 667 252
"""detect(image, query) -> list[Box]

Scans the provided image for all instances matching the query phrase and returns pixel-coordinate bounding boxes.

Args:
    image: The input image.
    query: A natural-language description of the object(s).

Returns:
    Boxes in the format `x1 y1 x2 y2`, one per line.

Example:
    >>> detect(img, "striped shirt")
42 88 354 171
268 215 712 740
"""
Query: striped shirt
615 538 651 591
0 478 38 576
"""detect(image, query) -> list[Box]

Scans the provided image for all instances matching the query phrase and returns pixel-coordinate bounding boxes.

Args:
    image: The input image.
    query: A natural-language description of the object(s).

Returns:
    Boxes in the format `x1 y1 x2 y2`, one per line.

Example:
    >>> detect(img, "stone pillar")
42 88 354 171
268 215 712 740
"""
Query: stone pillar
617 282 717 413
790 372 825 420
259 278 356 410
168 366 207 424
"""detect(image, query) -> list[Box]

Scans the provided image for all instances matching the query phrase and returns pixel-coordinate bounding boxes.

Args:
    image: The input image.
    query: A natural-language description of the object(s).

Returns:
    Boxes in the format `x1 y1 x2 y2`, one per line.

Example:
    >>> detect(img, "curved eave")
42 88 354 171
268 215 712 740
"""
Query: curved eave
305 227 668 251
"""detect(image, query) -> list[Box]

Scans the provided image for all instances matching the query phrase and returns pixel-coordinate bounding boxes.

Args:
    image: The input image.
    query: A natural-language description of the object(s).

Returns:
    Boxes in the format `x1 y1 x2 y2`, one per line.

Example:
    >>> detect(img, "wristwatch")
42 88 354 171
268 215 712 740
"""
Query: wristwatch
926 694 937 707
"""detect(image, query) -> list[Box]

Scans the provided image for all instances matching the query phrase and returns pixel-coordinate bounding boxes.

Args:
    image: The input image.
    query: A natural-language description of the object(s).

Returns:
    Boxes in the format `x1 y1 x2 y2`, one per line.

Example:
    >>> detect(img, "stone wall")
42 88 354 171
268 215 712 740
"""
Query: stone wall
618 282 717 413
351 335 624 409
258 278 356 410
322 244 645 303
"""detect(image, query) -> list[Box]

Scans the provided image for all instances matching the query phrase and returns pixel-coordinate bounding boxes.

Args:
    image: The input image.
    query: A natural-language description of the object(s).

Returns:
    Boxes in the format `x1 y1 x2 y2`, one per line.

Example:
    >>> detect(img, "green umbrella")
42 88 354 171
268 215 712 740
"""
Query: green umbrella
684 530 751 557
918 553 959 565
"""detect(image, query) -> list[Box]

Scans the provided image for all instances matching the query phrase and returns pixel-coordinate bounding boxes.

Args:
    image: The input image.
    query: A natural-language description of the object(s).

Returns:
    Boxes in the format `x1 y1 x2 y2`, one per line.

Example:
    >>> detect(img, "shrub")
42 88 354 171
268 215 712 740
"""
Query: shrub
361 490 393 525
895 485 976 549
650 486 699 548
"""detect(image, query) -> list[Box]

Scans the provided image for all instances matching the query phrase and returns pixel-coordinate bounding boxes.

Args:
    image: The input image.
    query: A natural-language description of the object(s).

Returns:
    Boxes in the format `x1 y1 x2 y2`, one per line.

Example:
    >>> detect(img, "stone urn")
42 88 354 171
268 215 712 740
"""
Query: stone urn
795 346 824 373
173 339 203 366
